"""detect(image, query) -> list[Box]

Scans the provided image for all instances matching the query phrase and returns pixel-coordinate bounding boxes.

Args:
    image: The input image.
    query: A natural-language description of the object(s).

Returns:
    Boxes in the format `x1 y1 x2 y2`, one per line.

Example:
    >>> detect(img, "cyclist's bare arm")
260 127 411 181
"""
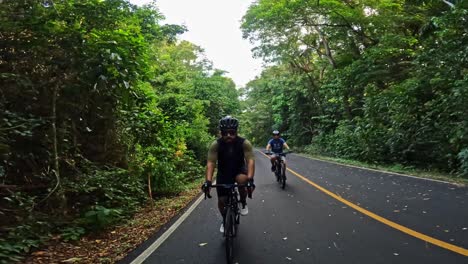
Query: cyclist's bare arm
244 140 255 180
206 141 218 182
284 142 290 150
266 143 271 151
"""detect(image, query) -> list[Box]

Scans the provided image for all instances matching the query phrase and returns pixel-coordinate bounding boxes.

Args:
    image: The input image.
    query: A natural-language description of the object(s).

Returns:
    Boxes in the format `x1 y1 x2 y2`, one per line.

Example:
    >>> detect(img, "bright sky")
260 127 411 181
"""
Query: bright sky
129 0 263 87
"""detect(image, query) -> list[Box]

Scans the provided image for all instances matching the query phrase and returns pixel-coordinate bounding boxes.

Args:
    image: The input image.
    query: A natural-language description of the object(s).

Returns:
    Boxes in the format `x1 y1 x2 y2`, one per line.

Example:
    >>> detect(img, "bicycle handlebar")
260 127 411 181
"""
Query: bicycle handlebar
204 183 253 199
264 151 293 156
210 183 248 188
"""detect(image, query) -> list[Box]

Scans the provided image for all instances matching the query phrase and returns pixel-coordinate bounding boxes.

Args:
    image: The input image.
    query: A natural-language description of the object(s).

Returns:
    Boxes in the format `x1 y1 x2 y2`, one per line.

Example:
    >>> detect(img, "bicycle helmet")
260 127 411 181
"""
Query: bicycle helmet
272 130 280 135
219 116 239 130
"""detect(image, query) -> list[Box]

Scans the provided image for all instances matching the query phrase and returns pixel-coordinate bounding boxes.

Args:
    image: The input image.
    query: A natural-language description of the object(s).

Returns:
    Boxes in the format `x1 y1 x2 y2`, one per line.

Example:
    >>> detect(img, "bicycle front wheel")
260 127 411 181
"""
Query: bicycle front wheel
281 166 286 189
225 208 235 264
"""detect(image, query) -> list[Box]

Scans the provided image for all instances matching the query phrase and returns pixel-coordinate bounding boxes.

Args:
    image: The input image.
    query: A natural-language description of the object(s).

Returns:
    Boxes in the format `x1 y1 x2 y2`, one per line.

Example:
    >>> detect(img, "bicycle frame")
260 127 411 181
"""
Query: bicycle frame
266 151 290 189
206 183 247 264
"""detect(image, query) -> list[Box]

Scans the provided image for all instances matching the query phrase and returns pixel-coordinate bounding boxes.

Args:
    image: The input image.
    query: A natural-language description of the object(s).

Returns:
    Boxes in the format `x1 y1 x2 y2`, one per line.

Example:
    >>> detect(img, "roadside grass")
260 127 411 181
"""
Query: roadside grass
295 152 468 186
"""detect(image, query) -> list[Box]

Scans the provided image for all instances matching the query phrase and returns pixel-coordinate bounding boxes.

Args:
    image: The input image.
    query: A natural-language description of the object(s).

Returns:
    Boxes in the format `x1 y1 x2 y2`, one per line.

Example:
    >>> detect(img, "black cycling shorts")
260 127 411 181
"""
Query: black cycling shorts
216 168 247 197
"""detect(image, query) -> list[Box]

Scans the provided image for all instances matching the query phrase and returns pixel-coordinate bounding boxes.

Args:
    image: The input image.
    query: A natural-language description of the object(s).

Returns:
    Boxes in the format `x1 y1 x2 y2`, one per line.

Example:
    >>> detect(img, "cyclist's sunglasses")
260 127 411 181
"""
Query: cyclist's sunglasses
221 129 237 136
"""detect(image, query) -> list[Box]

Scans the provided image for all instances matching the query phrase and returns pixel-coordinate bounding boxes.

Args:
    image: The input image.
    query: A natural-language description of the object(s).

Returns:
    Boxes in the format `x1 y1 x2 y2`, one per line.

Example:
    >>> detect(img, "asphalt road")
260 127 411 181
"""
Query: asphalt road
123 151 468 264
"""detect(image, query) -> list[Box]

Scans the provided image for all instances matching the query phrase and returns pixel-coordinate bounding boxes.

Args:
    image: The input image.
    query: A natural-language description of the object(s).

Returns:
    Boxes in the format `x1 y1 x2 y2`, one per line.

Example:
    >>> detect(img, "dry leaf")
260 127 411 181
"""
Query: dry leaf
32 251 48 256
61 258 82 263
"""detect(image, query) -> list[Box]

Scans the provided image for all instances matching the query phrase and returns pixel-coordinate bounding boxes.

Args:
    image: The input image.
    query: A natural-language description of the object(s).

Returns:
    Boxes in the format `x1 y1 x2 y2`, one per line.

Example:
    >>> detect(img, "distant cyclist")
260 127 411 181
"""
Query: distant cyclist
202 116 255 233
266 130 290 172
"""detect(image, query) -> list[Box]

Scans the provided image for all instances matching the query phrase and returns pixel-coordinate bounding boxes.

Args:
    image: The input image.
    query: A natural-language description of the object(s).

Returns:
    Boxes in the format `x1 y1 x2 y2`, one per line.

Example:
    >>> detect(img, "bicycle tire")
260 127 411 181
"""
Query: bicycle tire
225 207 235 264
275 162 281 182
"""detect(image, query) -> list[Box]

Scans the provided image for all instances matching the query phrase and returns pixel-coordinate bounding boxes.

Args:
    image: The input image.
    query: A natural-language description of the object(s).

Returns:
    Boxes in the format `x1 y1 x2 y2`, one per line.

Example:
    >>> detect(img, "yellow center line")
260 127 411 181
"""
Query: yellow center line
258 151 468 257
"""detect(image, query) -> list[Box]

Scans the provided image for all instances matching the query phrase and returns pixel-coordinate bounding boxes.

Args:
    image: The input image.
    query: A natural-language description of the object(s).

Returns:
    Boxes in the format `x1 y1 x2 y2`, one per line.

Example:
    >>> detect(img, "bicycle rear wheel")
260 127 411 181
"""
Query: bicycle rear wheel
225 208 235 264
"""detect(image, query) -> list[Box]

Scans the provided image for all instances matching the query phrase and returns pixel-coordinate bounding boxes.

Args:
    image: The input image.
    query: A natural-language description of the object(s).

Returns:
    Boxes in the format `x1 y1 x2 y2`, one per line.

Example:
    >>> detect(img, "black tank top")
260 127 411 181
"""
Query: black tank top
216 136 246 180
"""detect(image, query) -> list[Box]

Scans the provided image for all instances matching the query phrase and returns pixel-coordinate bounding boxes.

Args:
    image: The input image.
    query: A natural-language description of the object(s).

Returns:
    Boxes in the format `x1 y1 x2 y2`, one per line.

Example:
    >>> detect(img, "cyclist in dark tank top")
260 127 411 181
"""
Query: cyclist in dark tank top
201 116 255 233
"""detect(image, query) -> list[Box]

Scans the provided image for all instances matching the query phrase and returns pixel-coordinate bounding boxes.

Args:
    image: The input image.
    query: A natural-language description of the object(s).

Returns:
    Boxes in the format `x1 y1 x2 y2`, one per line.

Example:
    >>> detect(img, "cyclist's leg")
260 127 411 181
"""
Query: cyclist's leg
235 173 248 204
270 155 276 170
216 188 229 217
271 154 278 171
216 173 233 217
281 156 287 177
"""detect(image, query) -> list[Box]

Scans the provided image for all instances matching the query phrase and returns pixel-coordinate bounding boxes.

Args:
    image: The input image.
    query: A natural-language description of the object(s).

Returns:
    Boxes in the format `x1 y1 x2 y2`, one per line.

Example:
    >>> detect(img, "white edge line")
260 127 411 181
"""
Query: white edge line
130 194 205 264
255 149 458 186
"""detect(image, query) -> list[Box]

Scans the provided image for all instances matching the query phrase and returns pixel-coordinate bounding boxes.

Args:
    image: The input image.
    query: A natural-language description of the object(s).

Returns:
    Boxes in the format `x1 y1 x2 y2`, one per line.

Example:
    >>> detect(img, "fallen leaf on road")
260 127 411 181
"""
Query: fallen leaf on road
393 210 400 213
333 242 341 251
393 253 399 256
296 249 301 252
199 243 208 247
286 257 292 261
306 248 310 250
283 237 288 241
462 227 467 230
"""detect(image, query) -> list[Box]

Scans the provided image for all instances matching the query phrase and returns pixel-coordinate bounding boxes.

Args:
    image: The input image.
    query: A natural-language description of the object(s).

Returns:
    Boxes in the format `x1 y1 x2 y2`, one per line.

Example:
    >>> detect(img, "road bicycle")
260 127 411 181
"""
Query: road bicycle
205 183 251 264
266 151 292 189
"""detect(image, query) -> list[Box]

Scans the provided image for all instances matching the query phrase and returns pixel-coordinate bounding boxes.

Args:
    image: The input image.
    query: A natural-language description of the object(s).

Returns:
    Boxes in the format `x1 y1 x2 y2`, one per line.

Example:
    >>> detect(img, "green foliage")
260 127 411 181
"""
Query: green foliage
241 0 468 176
457 149 468 178
60 227 86 242
65 166 146 211
0 221 51 264
81 206 123 231
0 0 239 262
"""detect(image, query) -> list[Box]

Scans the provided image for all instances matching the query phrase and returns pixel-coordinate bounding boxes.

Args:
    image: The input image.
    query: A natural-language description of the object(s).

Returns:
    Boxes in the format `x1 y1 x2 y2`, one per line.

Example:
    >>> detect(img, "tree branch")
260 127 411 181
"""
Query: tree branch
442 0 455 8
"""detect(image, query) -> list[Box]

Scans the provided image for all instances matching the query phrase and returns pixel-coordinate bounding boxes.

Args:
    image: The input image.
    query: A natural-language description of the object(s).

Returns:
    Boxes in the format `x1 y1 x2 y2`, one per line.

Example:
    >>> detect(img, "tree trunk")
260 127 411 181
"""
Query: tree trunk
51 86 67 215
148 173 153 200
314 26 337 69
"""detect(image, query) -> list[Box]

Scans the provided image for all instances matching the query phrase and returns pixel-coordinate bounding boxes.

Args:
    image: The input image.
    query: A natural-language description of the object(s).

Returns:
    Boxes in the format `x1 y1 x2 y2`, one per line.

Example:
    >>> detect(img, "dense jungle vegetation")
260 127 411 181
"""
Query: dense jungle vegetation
0 0 467 262
240 0 468 176
0 0 240 262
